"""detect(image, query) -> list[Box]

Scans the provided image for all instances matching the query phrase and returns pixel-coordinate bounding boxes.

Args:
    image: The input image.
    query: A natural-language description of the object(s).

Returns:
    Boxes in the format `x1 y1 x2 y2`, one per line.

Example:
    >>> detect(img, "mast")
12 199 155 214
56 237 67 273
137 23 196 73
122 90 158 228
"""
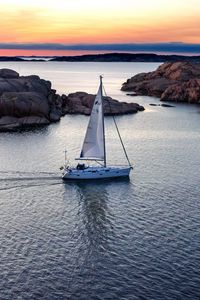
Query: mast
100 75 106 167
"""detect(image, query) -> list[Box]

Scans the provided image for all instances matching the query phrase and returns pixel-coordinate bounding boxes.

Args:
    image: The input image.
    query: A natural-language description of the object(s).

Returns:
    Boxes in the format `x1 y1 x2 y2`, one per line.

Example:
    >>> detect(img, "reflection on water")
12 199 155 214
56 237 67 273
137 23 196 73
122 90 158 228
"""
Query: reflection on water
77 182 111 250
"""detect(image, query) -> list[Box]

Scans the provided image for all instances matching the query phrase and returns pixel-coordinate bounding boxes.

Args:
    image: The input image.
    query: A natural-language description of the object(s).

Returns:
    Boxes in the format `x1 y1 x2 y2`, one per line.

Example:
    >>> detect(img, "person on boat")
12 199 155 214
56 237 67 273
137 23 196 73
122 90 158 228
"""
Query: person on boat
76 163 85 170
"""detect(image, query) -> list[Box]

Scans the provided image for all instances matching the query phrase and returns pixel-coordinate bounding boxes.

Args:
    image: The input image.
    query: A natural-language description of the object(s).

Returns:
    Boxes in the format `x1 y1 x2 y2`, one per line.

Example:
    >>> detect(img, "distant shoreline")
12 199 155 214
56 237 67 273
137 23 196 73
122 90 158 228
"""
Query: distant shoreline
0 52 200 62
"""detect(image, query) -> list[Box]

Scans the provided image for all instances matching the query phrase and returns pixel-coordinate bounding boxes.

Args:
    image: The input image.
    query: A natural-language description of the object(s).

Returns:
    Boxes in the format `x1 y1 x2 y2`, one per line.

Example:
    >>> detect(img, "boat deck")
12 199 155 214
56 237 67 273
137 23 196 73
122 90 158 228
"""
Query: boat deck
62 166 132 180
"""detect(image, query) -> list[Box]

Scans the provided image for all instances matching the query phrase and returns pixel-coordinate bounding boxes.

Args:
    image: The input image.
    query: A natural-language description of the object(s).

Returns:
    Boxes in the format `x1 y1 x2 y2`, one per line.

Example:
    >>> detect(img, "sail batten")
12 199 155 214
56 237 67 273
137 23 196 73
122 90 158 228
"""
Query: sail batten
79 80 105 161
75 157 104 161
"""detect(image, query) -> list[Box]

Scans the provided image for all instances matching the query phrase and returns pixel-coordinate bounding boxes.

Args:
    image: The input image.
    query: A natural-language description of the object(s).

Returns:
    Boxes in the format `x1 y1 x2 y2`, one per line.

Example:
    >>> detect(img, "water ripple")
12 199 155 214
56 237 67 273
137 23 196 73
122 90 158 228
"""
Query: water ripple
0 62 200 299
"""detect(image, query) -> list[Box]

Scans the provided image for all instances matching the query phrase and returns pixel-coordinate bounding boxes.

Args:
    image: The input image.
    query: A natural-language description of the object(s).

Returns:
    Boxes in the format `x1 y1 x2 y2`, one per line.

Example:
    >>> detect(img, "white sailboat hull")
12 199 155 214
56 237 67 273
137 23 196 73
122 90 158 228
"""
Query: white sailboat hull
62 166 132 180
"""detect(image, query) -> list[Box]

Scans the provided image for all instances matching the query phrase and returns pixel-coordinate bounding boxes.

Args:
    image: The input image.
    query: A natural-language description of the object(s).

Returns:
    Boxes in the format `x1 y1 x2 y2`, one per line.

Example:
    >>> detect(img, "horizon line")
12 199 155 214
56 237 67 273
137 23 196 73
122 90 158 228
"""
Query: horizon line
0 42 200 53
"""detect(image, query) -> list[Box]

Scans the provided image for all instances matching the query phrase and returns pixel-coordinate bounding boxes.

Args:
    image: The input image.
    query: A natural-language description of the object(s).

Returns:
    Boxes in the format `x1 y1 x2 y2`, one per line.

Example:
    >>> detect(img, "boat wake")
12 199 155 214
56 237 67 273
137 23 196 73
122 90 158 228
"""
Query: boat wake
0 171 62 191
0 170 60 175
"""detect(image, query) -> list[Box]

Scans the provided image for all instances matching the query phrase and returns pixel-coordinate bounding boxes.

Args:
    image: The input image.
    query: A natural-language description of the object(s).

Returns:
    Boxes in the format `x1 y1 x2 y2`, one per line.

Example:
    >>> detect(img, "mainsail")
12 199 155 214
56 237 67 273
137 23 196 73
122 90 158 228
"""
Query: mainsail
79 77 105 162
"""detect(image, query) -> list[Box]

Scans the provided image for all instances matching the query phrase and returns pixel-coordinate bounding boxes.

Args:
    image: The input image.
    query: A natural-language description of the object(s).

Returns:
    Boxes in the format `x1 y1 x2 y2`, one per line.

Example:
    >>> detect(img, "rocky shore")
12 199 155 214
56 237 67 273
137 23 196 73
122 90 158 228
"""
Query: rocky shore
0 68 144 131
121 62 200 104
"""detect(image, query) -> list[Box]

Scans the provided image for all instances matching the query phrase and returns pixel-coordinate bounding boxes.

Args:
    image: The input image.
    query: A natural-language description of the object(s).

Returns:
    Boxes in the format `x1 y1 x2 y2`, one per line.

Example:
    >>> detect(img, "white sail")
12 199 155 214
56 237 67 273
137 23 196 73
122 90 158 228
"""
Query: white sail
79 80 105 161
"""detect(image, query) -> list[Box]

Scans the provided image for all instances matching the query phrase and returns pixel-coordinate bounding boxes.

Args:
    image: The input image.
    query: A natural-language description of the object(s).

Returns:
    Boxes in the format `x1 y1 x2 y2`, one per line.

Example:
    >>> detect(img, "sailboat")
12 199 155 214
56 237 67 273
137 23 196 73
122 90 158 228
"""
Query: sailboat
62 76 133 180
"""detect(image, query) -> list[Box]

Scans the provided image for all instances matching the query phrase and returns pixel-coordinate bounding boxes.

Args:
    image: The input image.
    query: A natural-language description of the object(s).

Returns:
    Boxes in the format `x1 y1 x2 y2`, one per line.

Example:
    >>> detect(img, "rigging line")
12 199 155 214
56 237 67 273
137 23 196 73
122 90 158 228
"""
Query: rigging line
100 75 107 167
102 85 132 167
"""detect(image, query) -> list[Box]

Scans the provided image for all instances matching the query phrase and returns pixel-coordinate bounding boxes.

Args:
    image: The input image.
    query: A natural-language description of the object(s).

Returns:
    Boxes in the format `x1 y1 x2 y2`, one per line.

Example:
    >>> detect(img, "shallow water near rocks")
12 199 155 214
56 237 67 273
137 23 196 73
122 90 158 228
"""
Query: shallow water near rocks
0 62 200 299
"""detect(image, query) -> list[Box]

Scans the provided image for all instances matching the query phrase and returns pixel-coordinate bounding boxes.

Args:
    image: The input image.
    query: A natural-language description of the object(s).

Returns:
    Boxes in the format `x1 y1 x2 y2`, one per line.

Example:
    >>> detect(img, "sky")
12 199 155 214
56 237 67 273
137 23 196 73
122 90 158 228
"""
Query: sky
0 0 200 55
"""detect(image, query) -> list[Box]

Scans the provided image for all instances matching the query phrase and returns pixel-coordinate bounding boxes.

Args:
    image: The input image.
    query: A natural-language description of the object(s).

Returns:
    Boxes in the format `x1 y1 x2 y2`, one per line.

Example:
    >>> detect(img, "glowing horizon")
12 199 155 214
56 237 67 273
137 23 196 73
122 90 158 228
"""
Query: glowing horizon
0 0 200 54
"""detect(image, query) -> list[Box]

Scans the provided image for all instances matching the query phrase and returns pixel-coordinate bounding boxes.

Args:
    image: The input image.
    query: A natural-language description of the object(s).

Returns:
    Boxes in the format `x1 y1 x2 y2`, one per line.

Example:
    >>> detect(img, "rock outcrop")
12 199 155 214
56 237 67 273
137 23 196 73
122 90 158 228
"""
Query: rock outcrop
121 62 200 103
0 68 144 131
0 69 62 131
61 92 144 115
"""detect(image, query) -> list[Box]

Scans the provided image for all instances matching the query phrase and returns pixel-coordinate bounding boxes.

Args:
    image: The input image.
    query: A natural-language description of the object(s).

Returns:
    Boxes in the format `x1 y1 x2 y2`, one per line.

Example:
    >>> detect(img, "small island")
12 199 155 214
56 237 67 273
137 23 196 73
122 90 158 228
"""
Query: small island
0 68 144 132
50 53 200 63
1 53 200 63
121 61 200 104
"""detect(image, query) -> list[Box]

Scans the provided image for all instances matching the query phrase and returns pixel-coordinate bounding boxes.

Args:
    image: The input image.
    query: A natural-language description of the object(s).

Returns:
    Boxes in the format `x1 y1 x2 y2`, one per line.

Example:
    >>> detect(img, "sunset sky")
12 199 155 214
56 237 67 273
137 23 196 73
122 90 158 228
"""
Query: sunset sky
0 0 200 55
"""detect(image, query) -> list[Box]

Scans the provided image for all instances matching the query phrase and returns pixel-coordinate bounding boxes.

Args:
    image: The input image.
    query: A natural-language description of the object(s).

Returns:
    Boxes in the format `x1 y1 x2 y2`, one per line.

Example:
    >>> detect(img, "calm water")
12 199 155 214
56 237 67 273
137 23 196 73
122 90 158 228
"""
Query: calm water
0 62 200 300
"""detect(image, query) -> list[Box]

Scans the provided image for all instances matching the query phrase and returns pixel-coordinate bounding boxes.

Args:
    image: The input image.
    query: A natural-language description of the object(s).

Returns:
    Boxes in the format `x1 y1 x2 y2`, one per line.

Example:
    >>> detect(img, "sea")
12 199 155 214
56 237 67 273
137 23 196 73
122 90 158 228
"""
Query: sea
0 61 200 300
